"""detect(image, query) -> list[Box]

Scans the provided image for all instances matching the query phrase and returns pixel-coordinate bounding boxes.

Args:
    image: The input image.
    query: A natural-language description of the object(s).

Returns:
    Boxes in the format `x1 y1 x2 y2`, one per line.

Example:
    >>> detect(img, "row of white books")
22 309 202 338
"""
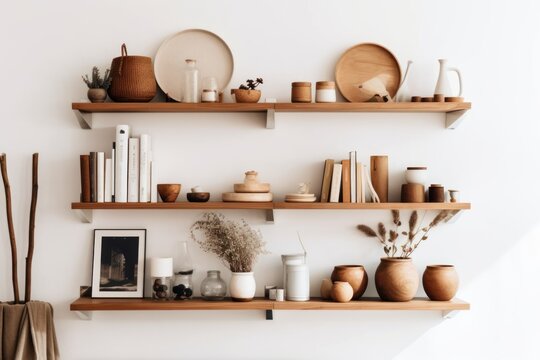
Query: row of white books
79 125 157 203
320 151 379 203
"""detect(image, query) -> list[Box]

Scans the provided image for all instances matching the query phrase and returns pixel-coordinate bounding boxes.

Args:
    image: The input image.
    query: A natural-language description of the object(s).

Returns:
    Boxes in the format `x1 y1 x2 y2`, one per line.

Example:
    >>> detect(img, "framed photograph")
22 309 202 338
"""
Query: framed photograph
91 229 146 298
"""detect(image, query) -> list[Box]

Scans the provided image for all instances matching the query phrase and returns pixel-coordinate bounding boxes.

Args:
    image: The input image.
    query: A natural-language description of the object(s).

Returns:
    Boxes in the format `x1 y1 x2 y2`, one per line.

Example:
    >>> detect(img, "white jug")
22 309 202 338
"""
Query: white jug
434 59 463 97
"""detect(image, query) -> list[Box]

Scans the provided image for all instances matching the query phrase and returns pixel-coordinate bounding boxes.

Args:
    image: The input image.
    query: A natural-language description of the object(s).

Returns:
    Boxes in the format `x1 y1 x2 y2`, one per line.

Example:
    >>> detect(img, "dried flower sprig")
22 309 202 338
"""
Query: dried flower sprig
358 210 450 258
82 66 111 89
190 212 268 272
239 78 263 90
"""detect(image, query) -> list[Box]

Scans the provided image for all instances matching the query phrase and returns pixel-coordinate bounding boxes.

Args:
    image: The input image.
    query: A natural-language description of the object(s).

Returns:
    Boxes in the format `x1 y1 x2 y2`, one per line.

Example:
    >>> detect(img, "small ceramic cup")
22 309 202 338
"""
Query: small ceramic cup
405 167 428 184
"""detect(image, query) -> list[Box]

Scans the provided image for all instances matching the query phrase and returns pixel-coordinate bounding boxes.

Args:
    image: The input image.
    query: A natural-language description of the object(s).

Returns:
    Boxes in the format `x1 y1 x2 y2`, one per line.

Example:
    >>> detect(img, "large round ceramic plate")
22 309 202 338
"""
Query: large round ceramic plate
335 43 401 102
154 29 234 102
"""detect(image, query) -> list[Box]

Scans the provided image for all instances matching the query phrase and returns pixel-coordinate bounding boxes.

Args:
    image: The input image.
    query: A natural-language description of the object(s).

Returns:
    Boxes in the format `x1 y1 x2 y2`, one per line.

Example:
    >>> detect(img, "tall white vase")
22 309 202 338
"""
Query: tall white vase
434 59 463 97
230 272 256 301
394 60 413 102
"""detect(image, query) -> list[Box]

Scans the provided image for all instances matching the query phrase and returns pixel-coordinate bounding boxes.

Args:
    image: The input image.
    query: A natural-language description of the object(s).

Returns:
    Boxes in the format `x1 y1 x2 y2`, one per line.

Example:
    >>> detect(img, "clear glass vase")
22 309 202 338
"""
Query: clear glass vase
152 276 172 300
173 240 194 300
183 59 199 103
201 270 227 301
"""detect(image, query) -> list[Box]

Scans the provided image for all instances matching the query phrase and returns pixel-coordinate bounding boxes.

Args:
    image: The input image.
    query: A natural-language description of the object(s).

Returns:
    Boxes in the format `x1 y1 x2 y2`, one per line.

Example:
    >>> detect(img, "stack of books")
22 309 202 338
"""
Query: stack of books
320 151 378 203
79 125 157 203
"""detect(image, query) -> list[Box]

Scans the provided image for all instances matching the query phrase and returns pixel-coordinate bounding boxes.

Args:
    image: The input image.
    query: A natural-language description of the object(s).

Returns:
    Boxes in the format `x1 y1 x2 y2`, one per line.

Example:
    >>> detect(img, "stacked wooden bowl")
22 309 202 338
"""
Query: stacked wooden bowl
222 171 273 202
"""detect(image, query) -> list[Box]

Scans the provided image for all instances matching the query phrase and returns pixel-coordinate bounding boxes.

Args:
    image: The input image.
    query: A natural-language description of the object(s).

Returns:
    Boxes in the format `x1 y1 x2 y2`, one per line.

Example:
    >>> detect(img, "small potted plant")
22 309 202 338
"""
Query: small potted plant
82 66 112 103
357 210 453 302
231 78 263 103
191 212 267 301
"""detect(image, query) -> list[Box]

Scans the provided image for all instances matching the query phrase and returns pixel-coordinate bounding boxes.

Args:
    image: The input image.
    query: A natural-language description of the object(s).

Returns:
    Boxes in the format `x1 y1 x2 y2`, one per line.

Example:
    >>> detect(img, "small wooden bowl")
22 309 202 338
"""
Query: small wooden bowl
187 192 210 202
157 184 181 202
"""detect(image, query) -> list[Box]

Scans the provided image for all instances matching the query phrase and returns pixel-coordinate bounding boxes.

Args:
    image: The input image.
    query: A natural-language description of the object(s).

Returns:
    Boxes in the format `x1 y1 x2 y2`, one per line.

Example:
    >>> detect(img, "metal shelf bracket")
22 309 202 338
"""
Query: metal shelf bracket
266 109 275 129
74 110 93 129
446 110 466 129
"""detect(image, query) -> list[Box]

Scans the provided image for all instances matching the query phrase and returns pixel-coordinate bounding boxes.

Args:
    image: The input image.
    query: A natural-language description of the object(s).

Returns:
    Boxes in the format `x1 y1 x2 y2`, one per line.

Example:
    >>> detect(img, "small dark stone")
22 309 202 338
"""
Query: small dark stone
184 288 193 298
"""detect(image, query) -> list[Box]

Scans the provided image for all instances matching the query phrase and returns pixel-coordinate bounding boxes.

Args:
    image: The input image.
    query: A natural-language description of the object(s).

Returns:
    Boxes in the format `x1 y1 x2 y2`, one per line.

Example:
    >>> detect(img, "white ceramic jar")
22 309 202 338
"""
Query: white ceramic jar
229 272 256 301
405 166 428 184
315 81 336 103
201 89 217 102
285 264 310 301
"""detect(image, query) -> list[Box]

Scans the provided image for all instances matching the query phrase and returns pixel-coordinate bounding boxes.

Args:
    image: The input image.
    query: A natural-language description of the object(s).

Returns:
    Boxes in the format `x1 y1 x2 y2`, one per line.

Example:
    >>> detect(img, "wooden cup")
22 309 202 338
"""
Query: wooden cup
401 184 425 203
370 156 388 203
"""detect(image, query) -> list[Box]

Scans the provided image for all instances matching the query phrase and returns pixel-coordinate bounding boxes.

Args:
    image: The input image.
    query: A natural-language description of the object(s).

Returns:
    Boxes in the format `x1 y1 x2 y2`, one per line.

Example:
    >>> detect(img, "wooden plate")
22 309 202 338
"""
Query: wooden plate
233 183 271 193
335 43 401 102
285 197 317 203
154 29 234 102
222 192 273 202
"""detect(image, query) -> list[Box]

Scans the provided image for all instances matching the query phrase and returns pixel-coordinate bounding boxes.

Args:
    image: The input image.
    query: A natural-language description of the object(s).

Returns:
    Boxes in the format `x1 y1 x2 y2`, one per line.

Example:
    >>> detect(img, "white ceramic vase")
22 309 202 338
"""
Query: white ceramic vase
434 59 463 97
230 272 256 301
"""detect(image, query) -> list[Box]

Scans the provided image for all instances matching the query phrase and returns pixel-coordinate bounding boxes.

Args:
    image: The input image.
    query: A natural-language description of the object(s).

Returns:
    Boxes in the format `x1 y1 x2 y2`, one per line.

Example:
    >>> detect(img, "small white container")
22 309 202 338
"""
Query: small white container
285 264 310 301
276 289 285 302
315 81 336 103
405 167 428 184
201 89 217 102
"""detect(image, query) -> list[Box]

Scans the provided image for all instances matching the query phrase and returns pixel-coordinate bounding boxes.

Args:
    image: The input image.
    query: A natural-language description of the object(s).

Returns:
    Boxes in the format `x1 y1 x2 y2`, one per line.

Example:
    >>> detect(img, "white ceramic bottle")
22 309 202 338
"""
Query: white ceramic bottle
434 59 463 97
183 59 199 103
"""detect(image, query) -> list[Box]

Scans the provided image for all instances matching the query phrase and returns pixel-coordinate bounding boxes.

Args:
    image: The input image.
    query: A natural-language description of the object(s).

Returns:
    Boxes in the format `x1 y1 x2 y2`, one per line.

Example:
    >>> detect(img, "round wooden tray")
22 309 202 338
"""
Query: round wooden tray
335 43 401 102
222 192 273 202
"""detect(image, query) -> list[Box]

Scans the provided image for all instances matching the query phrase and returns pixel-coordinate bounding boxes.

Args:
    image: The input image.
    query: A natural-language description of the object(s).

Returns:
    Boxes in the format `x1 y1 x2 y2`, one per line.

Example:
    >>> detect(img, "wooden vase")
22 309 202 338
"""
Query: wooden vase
231 89 261 103
330 281 354 303
375 258 419 302
370 156 388 202
320 278 333 300
422 265 459 301
157 184 181 202
330 265 368 300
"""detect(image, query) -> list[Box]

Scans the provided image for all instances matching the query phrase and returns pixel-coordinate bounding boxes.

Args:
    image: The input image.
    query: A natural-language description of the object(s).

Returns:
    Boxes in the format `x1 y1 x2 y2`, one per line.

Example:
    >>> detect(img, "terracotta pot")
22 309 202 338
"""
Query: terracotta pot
375 257 419 302
330 265 368 299
331 281 354 303
422 265 459 301
87 88 107 103
320 278 333 300
231 89 261 103
157 184 181 202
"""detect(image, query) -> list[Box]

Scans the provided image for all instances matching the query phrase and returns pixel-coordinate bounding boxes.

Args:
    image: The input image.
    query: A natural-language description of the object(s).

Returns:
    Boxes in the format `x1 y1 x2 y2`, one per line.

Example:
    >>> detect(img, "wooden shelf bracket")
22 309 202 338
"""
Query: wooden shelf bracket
446 110 467 129
74 110 92 129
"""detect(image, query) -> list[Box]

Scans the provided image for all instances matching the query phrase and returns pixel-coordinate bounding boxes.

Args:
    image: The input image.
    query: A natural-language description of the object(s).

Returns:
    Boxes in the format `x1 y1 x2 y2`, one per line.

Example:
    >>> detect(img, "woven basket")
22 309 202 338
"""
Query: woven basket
108 44 156 102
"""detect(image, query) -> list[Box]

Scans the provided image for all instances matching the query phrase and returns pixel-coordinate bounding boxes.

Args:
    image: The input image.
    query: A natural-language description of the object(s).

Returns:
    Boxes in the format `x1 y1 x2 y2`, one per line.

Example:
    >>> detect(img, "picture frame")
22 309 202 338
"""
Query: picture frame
91 229 146 298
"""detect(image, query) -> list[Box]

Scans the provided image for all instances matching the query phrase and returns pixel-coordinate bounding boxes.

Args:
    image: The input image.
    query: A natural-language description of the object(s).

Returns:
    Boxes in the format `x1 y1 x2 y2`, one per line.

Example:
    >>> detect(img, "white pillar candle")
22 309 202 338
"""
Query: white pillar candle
150 257 173 277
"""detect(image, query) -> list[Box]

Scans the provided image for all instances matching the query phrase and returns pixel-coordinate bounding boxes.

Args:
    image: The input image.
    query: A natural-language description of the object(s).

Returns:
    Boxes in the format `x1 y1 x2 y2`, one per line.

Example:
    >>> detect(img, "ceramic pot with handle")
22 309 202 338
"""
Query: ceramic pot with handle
434 59 463 97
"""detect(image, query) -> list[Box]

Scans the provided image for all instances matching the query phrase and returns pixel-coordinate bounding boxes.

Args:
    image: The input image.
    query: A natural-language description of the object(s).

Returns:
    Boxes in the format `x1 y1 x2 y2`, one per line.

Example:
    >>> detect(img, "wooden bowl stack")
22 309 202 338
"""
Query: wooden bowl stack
222 171 273 202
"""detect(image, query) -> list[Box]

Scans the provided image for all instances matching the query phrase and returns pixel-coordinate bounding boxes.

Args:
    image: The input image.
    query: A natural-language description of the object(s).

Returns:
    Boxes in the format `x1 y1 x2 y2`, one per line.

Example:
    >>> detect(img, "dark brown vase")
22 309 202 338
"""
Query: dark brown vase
375 258 419 302
330 265 368 300
422 265 459 301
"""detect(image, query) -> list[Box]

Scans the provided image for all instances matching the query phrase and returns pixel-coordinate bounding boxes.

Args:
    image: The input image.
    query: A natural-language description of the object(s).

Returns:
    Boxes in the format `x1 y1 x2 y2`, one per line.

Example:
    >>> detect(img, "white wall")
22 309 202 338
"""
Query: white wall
1 0 539 359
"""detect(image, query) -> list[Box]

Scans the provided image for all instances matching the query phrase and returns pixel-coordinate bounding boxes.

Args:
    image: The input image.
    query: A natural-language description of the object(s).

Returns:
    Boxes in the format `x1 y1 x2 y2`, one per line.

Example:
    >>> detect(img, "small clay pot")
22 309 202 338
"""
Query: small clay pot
330 265 368 299
187 192 210 202
375 257 419 302
231 89 261 103
422 265 459 301
87 88 107 103
330 281 353 303
320 278 333 300
157 184 181 202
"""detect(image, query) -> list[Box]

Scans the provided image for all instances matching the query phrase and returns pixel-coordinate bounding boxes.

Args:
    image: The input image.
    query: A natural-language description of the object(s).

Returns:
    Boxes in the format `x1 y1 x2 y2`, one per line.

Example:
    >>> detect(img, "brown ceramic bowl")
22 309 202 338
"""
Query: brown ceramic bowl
157 184 181 202
187 192 210 202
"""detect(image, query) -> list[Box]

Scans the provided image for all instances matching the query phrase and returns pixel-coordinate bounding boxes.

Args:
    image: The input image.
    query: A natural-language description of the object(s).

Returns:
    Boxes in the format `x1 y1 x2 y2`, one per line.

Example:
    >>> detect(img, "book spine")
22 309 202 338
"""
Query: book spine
104 158 112 202
89 152 97 203
127 138 140 202
139 134 151 202
97 152 105 202
115 125 130 202
329 163 342 203
342 159 351 203
111 143 115 201
320 159 334 203
150 160 157 203
80 155 91 202
350 151 357 203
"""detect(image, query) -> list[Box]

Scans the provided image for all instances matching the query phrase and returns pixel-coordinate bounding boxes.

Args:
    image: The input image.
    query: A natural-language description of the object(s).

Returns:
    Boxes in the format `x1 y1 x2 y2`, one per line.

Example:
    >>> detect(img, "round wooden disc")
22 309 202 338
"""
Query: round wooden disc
222 192 273 202
233 183 270 193
285 197 317 203
335 43 401 102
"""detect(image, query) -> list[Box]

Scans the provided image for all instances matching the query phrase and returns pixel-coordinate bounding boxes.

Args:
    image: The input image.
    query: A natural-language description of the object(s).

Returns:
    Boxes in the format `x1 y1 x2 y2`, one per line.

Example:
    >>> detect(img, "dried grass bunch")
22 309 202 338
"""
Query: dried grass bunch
358 210 456 258
190 212 268 272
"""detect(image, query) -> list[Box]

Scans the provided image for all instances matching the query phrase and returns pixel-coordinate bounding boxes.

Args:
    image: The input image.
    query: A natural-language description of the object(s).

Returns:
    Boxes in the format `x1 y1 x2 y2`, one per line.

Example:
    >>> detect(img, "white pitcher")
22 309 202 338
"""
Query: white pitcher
434 59 463 97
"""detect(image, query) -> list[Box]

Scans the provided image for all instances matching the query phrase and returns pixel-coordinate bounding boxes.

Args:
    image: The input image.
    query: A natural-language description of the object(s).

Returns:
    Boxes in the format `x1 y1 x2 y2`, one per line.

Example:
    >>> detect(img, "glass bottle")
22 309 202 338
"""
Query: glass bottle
201 270 227 301
173 241 194 300
183 59 199 103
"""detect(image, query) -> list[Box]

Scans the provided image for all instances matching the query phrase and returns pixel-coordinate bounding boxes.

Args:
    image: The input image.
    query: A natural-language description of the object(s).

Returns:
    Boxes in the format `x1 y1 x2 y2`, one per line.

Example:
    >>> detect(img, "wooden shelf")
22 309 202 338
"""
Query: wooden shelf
72 102 471 130
70 297 469 320
273 202 471 210
71 201 470 224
